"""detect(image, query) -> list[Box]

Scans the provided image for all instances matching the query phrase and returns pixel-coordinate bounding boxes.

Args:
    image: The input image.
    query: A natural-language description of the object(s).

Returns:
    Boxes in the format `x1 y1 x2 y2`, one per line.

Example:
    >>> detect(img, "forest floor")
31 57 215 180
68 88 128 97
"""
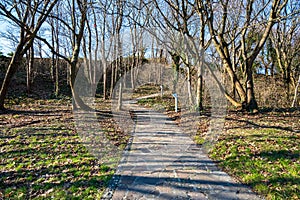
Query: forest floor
0 87 299 199
0 97 128 199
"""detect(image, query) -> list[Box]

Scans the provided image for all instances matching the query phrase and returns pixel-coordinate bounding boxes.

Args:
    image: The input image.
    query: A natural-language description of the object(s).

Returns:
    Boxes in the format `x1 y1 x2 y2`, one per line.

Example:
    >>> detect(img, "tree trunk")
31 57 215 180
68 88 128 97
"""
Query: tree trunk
285 62 291 101
265 65 268 77
110 63 115 98
292 75 300 107
55 55 59 97
101 17 107 99
117 73 123 110
26 45 34 94
69 27 92 111
131 53 135 90
110 35 117 99
69 62 92 111
117 38 123 110
204 61 242 108
196 50 204 111
0 44 26 109
224 63 246 103
159 49 163 84
54 43 59 97
171 53 180 93
103 59 107 99
187 66 193 106
271 63 275 77
245 62 258 112
196 73 203 110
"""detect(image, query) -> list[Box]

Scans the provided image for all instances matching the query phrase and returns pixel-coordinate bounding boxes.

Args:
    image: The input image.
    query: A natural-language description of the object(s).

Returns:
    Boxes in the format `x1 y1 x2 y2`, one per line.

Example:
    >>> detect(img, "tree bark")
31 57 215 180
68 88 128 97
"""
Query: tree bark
196 72 203 110
245 61 258 112
292 75 300 107
170 52 180 93
117 73 123 110
54 42 59 97
26 45 34 94
0 45 25 109
101 9 107 99
196 49 204 110
186 66 193 106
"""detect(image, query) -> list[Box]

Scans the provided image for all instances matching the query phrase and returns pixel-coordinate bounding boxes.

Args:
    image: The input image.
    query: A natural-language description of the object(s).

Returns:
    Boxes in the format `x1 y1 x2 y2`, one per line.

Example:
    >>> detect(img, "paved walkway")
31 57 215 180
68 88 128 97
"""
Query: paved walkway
102 100 261 200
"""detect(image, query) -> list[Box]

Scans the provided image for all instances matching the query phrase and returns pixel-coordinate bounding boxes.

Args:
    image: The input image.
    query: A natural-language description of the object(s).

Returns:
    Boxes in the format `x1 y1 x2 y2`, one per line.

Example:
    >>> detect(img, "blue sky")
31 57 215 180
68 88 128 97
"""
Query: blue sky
0 21 14 55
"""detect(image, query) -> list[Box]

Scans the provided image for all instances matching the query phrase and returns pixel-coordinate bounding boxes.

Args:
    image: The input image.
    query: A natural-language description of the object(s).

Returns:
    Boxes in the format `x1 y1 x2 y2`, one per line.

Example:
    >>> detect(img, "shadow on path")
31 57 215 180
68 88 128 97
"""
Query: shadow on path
102 101 261 200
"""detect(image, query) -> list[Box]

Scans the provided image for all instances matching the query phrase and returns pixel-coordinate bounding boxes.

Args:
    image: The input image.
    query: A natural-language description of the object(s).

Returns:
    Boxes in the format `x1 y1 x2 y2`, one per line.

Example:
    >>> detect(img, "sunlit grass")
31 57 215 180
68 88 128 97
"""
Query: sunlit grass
0 98 123 199
137 95 175 112
0 126 114 199
210 128 300 199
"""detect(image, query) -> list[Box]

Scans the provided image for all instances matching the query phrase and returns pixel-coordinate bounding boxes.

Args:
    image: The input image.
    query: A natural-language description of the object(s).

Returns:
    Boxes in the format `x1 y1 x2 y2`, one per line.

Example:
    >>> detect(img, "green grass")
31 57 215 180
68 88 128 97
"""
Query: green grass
0 126 114 199
137 95 175 112
0 99 123 199
210 128 300 199
132 84 162 98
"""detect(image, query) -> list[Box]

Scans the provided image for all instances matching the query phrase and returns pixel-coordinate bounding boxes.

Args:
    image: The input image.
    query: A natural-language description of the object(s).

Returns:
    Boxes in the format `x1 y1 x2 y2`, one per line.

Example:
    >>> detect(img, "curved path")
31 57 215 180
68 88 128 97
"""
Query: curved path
102 100 261 200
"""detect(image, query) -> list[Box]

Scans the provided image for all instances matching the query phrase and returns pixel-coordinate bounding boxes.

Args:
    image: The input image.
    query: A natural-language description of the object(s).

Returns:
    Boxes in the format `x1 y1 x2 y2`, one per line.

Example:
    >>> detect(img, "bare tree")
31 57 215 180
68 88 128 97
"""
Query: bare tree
115 0 124 110
257 38 275 78
146 0 202 107
61 0 90 110
36 0 93 110
82 2 100 95
48 2 62 97
197 0 288 111
128 0 145 91
0 0 58 110
25 42 34 93
270 1 300 100
101 2 109 99
98 0 114 100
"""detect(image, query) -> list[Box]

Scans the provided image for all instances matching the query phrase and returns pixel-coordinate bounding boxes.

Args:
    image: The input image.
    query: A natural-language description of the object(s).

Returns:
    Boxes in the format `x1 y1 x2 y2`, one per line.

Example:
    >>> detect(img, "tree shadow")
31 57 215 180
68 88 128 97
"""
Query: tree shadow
257 150 299 160
0 132 113 198
225 116 299 133
107 173 259 199
0 105 118 198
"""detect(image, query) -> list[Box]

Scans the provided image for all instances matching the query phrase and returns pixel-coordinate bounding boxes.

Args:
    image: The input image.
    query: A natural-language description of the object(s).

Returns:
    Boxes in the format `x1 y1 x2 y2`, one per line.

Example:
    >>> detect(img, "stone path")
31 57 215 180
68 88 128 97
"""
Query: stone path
102 100 262 200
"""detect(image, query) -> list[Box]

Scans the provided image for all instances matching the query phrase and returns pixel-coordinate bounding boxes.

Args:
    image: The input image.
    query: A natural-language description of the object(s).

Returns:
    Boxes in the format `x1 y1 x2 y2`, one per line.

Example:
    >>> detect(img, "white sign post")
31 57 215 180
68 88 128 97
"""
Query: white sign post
160 85 163 97
172 93 178 112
